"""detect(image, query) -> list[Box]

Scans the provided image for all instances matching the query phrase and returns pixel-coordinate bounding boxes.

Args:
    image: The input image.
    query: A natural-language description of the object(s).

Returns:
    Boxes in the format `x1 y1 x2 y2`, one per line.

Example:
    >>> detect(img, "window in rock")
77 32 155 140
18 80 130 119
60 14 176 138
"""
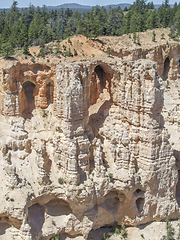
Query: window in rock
90 65 106 105
162 57 170 80
136 197 144 213
46 82 54 105
94 65 105 89
89 64 112 136
22 81 35 118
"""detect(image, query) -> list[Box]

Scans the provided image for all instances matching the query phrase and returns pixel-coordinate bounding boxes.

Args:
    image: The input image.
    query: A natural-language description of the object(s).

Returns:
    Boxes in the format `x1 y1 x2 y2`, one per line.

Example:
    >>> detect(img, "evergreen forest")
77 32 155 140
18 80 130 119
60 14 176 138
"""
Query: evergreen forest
0 0 180 57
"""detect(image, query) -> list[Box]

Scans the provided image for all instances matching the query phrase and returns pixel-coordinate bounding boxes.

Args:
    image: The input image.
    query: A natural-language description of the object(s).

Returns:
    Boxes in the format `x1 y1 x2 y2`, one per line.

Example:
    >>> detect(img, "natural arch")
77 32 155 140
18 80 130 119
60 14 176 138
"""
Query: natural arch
162 57 170 80
21 81 36 118
94 65 105 89
28 203 45 239
90 65 106 106
46 82 54 105
88 64 112 136
45 198 72 216
89 190 126 227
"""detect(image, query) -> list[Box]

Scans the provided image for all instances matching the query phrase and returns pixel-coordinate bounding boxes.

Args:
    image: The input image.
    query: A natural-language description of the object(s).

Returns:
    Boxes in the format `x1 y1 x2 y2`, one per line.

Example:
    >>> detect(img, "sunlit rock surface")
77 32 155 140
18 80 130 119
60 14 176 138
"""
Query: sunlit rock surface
0 58 179 239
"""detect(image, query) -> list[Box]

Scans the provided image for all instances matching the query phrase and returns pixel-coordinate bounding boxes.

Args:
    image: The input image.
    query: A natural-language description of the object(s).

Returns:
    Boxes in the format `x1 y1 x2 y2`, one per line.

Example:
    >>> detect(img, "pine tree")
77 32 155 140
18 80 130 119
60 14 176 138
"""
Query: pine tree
152 30 156 42
146 10 158 29
23 42 30 55
1 41 14 58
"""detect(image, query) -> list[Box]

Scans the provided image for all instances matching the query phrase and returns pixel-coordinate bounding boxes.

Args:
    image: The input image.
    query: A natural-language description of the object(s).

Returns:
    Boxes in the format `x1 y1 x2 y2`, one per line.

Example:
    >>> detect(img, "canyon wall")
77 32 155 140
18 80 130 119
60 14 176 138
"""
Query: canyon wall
0 58 179 240
101 43 180 81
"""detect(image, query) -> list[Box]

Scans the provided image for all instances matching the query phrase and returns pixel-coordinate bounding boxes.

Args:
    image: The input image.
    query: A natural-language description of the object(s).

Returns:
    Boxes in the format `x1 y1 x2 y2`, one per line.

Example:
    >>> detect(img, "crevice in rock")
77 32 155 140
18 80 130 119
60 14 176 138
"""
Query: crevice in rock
79 169 87 184
46 81 54 105
75 139 88 185
21 81 36 119
174 150 180 206
42 150 52 184
176 170 180 206
89 145 95 174
162 57 170 80
136 197 144 213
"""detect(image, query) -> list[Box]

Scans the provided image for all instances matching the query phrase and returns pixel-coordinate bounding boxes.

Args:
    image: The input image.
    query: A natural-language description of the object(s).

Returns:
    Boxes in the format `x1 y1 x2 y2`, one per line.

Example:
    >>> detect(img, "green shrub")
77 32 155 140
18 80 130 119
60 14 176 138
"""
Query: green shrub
114 227 121 234
42 110 47 117
166 80 170 89
64 48 73 57
161 33 165 39
102 233 109 240
162 216 175 240
108 173 113 179
120 220 127 239
50 234 60 240
106 48 112 56
58 178 64 185
55 48 63 57
31 57 35 63
152 31 156 42
168 28 176 39
39 39 45 48
74 49 78 56
37 47 45 58
137 35 141 45
68 37 72 45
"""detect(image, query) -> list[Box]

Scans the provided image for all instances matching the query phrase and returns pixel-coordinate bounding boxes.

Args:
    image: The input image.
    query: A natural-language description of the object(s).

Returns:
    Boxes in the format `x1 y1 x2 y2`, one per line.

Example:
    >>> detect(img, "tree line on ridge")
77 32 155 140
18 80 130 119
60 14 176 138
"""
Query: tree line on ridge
0 0 180 57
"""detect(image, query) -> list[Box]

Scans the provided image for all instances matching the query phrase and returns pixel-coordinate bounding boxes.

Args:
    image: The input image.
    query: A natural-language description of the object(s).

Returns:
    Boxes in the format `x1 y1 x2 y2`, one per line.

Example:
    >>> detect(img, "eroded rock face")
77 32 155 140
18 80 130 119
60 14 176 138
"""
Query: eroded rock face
0 63 54 118
0 58 179 239
106 43 180 81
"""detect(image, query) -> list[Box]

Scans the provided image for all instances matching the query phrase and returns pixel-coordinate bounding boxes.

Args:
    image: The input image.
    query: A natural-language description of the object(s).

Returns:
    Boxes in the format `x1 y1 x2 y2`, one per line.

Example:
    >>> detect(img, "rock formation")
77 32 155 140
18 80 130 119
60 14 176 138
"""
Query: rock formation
100 43 180 81
0 57 179 239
